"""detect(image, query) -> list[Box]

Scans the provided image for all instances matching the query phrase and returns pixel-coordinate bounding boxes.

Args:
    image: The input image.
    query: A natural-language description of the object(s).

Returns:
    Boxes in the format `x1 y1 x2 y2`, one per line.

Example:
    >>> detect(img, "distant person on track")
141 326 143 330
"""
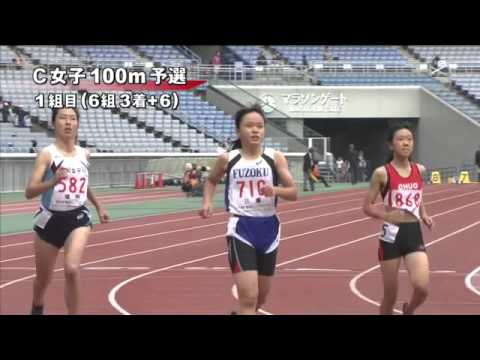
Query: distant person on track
346 143 358 185
181 163 193 194
336 156 345 182
25 107 109 315
303 147 329 191
303 147 315 191
358 150 367 182
363 123 433 315
200 104 298 315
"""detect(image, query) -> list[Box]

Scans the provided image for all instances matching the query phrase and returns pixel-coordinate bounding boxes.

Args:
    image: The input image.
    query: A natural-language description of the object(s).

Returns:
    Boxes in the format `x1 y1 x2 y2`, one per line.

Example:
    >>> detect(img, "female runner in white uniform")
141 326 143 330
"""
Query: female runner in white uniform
200 105 298 315
25 107 109 315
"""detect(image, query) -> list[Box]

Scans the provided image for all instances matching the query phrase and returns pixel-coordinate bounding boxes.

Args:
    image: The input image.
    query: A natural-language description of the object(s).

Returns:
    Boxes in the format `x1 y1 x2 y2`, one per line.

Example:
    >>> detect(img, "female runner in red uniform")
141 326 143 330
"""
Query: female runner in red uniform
363 123 433 315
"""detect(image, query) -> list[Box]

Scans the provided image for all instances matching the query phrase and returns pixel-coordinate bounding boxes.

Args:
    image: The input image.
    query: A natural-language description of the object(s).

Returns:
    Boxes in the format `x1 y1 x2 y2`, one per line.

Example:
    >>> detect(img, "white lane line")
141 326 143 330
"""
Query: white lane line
231 285 273 315
465 266 480 297
82 267 151 271
0 186 459 246
349 220 480 314
107 197 480 315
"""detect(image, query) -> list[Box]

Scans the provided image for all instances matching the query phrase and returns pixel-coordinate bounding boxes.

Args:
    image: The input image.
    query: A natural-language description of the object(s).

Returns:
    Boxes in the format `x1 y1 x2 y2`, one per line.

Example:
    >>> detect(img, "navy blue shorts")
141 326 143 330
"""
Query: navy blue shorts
226 215 280 276
33 206 92 249
226 236 277 276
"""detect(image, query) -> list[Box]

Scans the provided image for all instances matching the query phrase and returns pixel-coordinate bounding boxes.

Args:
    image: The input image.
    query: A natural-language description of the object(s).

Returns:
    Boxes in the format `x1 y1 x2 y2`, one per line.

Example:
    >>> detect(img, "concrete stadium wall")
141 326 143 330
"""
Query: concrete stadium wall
0 153 307 193
207 86 307 152
210 84 480 170
0 157 151 192
212 85 421 118
417 88 480 170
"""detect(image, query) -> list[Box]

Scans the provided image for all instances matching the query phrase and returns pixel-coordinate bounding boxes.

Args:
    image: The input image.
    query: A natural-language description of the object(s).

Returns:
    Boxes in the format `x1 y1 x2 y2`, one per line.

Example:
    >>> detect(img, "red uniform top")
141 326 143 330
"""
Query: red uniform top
381 162 424 220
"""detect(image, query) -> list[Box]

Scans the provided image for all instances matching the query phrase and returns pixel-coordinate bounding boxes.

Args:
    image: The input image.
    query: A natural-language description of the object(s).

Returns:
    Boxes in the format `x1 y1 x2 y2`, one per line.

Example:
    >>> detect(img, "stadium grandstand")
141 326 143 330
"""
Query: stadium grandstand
1 45 479 191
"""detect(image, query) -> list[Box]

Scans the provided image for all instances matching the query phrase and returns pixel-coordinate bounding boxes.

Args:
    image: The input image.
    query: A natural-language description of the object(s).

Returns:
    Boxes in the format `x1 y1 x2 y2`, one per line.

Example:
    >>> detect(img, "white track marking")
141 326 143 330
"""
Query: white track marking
0 191 370 248
107 197 480 315
82 267 151 271
277 199 480 269
0 187 477 314
231 285 273 315
0 234 227 290
108 252 230 315
465 266 480 297
350 220 480 314
286 268 353 272
0 186 458 243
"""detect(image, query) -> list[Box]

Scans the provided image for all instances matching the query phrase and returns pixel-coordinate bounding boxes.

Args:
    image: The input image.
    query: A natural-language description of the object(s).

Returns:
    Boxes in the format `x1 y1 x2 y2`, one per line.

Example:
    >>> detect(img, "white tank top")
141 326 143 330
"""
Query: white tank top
225 148 278 217
40 144 89 211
